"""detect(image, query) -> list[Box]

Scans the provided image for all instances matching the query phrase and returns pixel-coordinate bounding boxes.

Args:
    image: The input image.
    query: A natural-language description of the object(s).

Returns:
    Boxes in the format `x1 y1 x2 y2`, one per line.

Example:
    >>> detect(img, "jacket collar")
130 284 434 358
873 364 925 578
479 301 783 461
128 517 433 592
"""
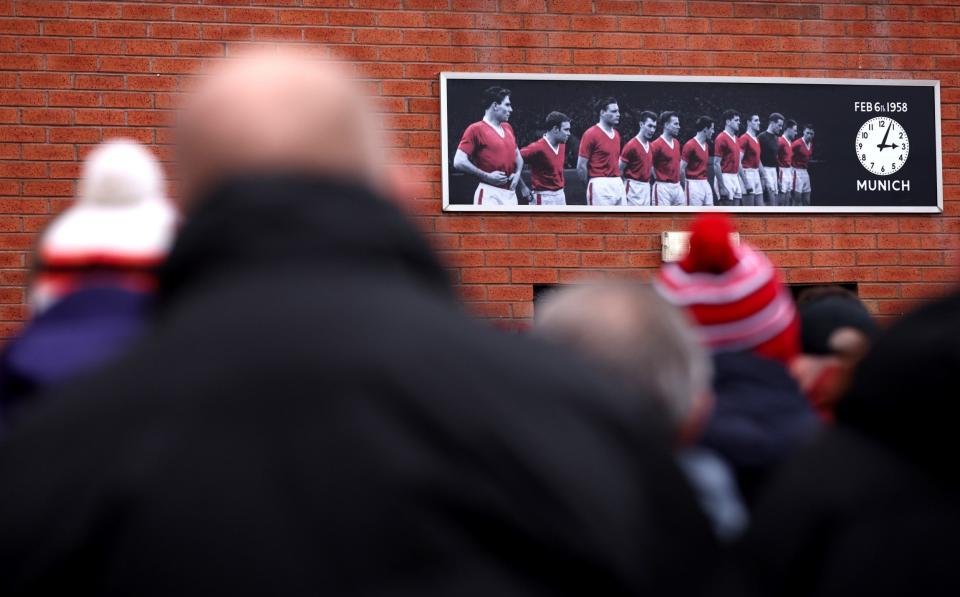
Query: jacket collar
157 175 450 307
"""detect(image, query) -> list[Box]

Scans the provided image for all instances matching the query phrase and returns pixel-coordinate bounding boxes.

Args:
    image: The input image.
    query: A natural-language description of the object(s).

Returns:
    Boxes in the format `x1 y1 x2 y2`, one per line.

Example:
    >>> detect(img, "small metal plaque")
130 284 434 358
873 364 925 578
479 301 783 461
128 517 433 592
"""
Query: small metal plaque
661 231 740 262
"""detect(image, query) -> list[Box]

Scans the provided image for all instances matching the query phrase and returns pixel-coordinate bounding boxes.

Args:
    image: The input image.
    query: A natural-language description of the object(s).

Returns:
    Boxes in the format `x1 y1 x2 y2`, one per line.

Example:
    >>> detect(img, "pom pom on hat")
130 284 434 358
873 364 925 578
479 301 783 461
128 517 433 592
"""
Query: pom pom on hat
655 213 800 365
39 139 177 266
31 139 179 314
680 213 740 274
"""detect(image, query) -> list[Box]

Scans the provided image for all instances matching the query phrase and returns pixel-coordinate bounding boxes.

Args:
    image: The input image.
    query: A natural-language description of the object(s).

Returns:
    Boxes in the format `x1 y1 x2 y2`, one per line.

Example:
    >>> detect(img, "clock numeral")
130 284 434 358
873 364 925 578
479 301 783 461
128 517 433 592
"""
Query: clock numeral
899 132 904 139
862 153 867 161
892 162 896 169
858 143 863 149
862 132 868 139
890 122 895 131
879 120 886 128
870 162 874 169
868 123 874 131
881 166 885 173
900 154 904 161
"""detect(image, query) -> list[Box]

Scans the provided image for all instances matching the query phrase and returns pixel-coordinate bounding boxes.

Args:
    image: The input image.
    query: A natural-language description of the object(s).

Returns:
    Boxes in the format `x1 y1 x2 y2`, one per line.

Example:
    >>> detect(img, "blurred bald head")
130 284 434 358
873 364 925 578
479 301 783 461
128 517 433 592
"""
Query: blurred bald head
177 49 384 208
535 281 711 432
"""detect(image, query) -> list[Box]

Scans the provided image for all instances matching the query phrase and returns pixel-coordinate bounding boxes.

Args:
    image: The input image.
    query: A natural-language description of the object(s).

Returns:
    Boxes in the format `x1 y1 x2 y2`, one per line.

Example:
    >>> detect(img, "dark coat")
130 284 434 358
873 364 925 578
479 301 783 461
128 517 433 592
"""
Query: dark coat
728 291 960 597
0 176 715 597
699 351 819 505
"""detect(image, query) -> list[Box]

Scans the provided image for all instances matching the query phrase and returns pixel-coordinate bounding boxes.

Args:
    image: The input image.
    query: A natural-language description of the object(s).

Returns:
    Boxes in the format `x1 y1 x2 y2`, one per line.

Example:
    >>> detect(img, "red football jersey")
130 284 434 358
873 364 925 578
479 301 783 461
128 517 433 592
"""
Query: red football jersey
714 130 741 174
520 136 565 191
777 135 793 168
457 120 518 188
578 124 621 178
651 136 681 183
738 133 761 169
682 137 709 180
791 138 813 169
619 137 653 182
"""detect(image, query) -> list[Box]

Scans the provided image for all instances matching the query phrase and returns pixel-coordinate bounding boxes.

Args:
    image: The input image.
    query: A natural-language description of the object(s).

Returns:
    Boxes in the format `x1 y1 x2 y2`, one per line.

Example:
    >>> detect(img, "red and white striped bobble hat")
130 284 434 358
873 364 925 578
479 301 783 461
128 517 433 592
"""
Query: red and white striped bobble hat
654 213 800 366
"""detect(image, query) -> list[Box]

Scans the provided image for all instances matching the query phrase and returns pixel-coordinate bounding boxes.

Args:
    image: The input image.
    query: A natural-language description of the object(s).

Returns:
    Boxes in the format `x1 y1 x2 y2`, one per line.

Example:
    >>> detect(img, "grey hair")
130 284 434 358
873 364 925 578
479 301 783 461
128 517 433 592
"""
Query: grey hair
534 280 712 429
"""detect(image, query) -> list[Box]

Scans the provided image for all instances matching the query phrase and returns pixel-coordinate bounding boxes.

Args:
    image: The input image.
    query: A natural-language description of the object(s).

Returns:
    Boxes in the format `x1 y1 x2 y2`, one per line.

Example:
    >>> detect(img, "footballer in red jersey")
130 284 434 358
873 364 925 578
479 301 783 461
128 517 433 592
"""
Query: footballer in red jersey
681 116 715 207
577 97 625 206
619 110 657 206
519 111 571 206
651 111 683 207
791 124 814 206
453 86 524 206
713 109 743 206
738 114 763 207
778 119 798 204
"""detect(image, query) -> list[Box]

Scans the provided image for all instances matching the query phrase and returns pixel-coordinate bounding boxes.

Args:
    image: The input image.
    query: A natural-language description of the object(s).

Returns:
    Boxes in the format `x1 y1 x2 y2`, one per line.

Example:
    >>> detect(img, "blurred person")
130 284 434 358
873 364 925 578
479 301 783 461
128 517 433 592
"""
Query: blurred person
789 286 879 423
655 214 819 505
735 291 960 597
518 110 571 206
577 97 625 206
681 116 716 207
536 280 748 542
0 139 177 429
453 86 523 205
0 50 715 597
619 110 657 206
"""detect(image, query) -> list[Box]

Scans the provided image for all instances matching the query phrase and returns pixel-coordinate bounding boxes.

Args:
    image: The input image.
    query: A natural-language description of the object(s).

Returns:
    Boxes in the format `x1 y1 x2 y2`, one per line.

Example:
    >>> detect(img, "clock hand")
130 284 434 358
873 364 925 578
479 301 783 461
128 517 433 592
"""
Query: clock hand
877 120 893 150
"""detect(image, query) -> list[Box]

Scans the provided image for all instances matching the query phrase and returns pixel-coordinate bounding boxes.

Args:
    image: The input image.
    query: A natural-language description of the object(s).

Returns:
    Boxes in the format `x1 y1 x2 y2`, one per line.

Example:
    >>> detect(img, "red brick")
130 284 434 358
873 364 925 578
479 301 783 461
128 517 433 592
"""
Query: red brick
512 268 558 283
834 235 876 250
0 90 44 106
151 23 202 39
0 16 35 33
22 108 72 125
75 74 123 90
50 90 102 106
487 285 533 301
16 0 67 17
225 7 277 23
99 57 150 73
856 251 898 266
23 181 72 196
787 234 832 250
22 144 73 161
509 234 556 249
43 20 93 36
461 267 509 283
175 6 225 22
49 128 100 143
810 252 853 267
877 267 923 282
18 35 69 53
96 21 148 37
0 126 45 142
558 235 603 250
122 4 172 20
539 0 584 12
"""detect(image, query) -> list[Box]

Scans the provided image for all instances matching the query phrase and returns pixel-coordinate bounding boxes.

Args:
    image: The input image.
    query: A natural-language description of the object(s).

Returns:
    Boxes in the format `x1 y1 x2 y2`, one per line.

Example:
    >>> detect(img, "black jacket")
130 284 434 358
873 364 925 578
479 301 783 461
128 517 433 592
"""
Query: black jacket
699 351 819 506
0 177 715 596
729 291 960 597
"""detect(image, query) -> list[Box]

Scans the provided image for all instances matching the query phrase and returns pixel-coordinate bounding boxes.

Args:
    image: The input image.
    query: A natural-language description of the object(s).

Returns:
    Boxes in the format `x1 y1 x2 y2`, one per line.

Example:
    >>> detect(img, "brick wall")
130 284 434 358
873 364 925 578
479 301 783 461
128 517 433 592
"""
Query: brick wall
1 0 958 336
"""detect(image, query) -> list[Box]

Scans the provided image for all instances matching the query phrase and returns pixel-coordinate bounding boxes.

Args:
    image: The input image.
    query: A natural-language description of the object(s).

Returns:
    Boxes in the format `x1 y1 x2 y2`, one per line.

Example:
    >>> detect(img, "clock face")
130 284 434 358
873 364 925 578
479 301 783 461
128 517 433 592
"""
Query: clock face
856 117 909 176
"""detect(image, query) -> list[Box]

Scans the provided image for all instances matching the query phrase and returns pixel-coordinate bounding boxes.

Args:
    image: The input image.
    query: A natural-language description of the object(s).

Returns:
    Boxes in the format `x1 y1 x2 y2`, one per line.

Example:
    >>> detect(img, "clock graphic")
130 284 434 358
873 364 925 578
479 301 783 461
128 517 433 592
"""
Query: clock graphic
856 117 909 176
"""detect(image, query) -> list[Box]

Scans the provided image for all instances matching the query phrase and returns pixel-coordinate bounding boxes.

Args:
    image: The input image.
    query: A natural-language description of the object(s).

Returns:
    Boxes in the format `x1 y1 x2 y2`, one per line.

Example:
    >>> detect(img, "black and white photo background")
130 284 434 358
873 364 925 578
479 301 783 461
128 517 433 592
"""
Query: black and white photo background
441 73 941 213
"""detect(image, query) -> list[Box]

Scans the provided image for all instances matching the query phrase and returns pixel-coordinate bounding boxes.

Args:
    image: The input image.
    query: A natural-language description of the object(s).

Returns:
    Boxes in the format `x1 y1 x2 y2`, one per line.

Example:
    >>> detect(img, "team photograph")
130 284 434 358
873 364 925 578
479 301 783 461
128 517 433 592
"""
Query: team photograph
443 74 938 213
